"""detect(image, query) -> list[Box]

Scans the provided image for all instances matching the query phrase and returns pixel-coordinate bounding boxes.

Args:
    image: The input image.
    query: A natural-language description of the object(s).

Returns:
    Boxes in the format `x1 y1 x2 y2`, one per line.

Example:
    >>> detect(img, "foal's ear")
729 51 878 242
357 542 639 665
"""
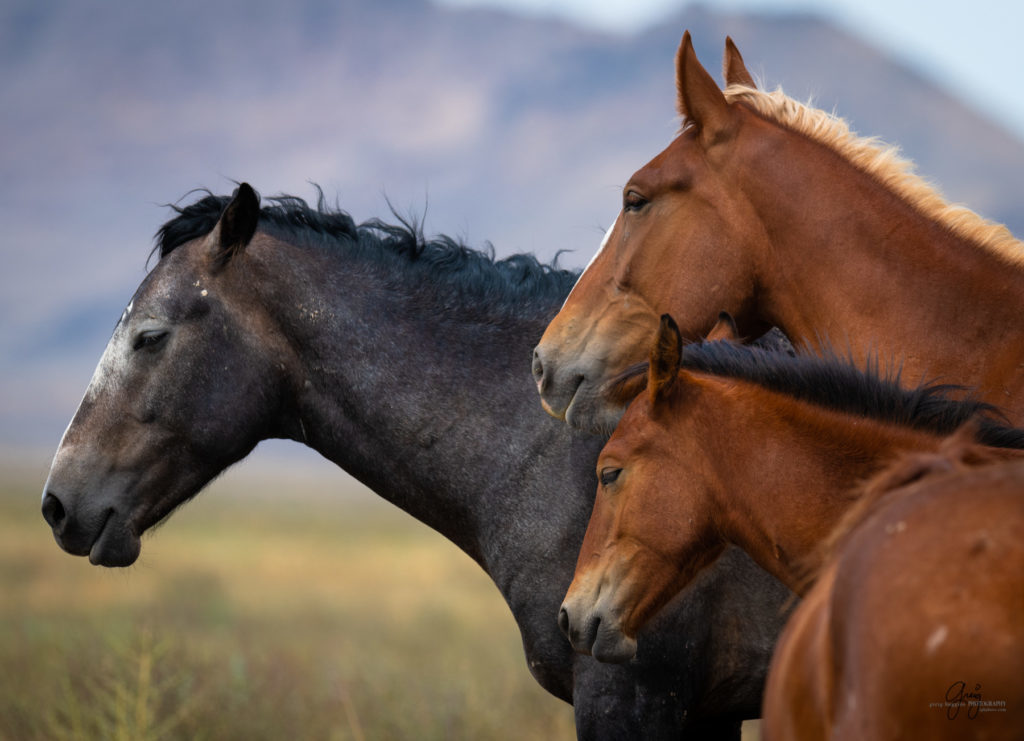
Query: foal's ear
210 183 260 269
706 311 740 342
723 36 756 89
649 314 683 404
676 31 732 143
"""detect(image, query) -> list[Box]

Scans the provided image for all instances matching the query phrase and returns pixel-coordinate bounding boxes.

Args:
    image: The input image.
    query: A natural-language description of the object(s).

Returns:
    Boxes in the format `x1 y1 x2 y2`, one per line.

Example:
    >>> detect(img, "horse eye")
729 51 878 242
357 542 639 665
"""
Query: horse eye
133 330 168 352
599 467 622 487
623 190 648 212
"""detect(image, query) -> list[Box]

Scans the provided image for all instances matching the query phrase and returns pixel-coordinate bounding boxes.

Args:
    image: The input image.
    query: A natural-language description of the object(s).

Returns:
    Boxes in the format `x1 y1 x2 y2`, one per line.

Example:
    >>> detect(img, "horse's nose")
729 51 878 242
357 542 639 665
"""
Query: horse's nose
531 346 547 393
532 344 583 421
42 491 68 533
558 604 571 639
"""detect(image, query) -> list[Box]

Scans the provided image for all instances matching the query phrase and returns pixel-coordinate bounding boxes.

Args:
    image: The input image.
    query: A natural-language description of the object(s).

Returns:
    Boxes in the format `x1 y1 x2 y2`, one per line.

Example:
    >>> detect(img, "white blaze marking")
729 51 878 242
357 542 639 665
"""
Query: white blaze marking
584 214 620 274
45 299 135 500
562 211 621 309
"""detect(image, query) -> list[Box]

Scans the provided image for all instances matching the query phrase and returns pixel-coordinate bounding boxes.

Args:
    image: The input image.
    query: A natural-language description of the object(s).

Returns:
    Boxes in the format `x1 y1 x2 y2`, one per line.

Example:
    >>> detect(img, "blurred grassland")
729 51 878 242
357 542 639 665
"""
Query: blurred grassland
0 459 576 740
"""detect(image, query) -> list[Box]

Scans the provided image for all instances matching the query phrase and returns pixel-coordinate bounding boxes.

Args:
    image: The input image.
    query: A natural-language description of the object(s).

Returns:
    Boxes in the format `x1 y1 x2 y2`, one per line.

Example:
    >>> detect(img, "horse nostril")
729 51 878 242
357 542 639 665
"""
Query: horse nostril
41 492 67 531
532 349 544 382
558 605 570 638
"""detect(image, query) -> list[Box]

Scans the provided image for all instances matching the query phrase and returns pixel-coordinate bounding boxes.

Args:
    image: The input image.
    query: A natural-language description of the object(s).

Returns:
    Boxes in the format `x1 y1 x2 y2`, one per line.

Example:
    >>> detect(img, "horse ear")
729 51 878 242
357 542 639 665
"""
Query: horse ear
706 311 740 342
211 183 260 269
723 36 756 89
649 314 683 404
676 31 732 143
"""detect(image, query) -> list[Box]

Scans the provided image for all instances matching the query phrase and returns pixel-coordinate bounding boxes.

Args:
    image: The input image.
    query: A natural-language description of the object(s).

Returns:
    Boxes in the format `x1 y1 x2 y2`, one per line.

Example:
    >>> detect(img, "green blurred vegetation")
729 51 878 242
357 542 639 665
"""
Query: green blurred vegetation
0 461 576 740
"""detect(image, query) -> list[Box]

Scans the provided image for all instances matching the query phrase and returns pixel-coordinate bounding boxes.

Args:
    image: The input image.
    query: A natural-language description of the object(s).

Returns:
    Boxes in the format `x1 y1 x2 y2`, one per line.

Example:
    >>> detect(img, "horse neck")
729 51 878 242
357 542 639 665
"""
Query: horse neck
745 131 1024 417
252 236 596 573
688 379 941 594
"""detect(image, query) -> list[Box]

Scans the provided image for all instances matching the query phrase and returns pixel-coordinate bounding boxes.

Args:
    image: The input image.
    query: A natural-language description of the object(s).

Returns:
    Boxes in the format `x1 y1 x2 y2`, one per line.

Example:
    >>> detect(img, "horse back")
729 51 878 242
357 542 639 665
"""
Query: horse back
764 460 1024 740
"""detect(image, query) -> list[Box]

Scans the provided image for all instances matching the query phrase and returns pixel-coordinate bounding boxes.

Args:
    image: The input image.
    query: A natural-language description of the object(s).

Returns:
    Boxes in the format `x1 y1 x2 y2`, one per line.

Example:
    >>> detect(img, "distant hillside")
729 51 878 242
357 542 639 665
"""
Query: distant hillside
4 0 1024 446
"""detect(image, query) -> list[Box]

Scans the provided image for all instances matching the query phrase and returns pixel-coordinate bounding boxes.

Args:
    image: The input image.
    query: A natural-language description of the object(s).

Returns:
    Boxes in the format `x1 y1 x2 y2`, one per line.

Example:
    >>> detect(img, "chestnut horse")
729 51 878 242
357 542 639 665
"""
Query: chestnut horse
41 185 793 739
559 314 1024 658
764 435 1024 740
560 316 1024 736
533 31 1024 433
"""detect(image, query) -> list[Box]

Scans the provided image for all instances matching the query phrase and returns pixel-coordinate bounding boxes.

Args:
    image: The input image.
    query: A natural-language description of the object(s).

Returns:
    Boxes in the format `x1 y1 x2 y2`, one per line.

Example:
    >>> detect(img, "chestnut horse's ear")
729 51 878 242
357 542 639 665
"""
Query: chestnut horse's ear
723 36 756 89
676 31 732 143
211 183 260 269
706 311 740 341
649 314 683 404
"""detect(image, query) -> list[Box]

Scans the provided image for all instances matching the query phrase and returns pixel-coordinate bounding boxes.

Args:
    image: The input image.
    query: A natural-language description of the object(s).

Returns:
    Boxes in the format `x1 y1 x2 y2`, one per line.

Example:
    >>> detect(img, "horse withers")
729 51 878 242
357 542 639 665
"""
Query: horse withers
533 31 1024 433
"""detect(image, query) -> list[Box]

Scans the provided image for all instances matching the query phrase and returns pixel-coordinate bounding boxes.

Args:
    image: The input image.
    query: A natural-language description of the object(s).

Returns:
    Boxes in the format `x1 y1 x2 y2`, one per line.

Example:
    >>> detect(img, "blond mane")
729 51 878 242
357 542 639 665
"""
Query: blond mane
723 84 1024 265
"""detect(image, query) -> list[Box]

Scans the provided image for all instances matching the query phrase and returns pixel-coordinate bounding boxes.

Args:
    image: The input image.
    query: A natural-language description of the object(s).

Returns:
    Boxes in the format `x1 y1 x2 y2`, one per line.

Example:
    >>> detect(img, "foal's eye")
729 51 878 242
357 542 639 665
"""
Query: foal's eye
623 190 648 212
133 330 168 352
599 467 622 487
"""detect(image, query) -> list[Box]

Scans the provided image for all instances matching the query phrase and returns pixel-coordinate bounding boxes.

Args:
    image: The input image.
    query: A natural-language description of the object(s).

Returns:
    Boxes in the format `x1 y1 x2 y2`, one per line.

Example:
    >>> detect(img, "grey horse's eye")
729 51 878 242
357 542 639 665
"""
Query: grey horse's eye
133 330 169 352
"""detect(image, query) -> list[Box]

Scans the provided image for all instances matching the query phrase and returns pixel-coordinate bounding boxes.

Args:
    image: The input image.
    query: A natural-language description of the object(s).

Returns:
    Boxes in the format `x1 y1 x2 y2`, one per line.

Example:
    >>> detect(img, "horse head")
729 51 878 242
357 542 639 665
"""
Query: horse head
533 33 775 433
558 314 736 662
41 184 288 566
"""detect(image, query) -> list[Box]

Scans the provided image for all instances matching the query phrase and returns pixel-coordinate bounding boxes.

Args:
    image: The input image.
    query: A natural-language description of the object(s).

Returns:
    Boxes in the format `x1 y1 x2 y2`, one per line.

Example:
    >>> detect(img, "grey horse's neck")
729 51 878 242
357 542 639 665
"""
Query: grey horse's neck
260 236 599 577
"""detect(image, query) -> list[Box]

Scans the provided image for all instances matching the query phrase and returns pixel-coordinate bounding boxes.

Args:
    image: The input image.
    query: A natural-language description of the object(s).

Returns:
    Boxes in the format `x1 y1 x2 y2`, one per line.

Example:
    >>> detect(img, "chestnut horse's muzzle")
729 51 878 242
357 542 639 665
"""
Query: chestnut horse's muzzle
532 344 629 434
558 594 638 664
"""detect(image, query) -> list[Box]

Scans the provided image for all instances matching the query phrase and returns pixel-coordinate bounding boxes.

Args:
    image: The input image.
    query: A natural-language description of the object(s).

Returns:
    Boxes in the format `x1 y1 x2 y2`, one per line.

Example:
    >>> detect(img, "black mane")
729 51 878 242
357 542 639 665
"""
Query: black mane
155 189 580 317
619 341 1024 449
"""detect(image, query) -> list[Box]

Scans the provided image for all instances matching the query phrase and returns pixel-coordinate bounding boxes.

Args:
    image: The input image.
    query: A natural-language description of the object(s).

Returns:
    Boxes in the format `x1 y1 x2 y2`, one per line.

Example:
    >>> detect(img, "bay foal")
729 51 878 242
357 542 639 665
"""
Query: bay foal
560 315 1024 738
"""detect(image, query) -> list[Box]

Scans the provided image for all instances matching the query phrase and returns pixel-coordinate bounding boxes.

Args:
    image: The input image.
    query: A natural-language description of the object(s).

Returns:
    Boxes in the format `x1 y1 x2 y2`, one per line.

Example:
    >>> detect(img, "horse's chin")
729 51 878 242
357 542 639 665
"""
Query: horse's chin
88 512 142 567
590 628 638 665
564 392 626 436
565 613 638 664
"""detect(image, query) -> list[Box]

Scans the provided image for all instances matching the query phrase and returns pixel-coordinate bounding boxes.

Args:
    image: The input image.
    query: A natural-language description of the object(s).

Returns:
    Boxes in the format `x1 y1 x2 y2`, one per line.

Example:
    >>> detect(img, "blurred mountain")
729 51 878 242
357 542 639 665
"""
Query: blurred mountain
4 0 1024 449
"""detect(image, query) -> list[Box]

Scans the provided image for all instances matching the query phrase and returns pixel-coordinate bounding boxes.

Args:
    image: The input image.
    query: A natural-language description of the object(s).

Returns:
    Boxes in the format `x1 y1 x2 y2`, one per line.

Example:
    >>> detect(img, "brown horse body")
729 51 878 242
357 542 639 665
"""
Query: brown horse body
765 444 1024 740
533 33 1024 433
558 318 1024 737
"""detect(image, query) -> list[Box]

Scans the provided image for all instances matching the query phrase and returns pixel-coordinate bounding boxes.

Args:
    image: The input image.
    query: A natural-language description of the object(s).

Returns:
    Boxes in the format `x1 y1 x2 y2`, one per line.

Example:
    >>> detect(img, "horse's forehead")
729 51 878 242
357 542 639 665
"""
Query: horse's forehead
119 299 135 325
130 247 209 314
604 401 657 457
632 131 699 181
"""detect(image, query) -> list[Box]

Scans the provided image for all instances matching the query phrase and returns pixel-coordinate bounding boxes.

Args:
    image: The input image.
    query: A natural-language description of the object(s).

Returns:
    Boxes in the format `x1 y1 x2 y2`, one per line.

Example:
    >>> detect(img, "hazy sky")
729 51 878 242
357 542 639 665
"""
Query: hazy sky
439 0 1024 138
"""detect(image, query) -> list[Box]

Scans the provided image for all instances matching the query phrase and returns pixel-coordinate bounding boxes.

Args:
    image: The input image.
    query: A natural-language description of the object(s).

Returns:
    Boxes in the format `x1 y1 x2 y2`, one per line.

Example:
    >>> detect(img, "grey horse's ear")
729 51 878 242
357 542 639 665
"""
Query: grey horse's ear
211 183 260 269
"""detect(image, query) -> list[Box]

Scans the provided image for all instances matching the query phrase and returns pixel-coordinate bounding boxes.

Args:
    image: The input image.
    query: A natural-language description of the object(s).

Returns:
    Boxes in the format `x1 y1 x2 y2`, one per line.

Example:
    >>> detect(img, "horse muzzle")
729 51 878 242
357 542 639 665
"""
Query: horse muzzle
42 475 142 568
558 595 638 664
532 346 627 433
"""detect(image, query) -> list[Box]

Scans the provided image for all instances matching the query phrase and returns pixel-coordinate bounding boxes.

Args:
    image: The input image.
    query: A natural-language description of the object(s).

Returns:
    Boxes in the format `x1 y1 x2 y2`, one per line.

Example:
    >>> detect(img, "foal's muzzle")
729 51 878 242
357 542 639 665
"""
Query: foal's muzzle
558 597 638 664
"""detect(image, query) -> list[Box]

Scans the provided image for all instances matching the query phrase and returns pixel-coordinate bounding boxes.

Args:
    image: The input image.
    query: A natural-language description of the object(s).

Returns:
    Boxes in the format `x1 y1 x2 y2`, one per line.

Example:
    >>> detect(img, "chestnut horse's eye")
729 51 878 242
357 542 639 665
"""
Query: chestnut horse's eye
623 190 648 212
599 467 622 487
133 330 168 352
